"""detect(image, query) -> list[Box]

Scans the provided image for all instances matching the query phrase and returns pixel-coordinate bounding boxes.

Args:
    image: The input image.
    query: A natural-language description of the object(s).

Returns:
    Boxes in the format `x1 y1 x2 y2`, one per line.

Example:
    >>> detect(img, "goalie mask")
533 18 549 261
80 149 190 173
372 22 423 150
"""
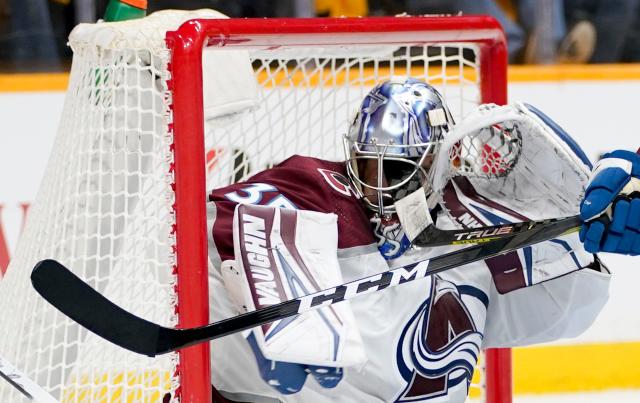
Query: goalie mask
344 77 454 218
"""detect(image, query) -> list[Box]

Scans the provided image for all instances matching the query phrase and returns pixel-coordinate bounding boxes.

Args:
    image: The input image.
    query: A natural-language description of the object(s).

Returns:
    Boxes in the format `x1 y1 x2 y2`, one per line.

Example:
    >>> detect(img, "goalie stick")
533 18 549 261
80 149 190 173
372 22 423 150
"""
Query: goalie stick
0 356 59 403
31 215 580 357
413 215 577 247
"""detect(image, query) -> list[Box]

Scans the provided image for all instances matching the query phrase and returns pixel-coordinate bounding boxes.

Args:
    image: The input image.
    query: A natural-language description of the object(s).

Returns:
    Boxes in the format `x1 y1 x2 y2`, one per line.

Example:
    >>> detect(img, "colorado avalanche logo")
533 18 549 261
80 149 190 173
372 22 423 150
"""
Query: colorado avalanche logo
317 168 355 197
395 276 483 401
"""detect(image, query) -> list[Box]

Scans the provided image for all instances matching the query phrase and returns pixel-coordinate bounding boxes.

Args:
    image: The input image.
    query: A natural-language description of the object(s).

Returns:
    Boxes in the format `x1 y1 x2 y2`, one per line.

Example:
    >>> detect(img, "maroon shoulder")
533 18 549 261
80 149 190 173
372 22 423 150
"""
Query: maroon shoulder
208 155 375 261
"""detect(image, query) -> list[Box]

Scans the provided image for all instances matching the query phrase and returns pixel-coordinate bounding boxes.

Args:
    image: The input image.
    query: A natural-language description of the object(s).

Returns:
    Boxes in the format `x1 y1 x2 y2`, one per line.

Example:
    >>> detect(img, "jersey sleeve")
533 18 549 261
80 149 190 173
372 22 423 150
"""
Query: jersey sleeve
483 259 610 347
207 155 375 267
439 175 611 346
441 177 599 293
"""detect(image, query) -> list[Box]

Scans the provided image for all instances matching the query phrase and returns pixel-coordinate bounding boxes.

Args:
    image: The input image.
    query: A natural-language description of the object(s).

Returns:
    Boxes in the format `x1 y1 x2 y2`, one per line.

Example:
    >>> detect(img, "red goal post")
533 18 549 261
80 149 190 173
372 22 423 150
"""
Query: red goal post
167 15 509 403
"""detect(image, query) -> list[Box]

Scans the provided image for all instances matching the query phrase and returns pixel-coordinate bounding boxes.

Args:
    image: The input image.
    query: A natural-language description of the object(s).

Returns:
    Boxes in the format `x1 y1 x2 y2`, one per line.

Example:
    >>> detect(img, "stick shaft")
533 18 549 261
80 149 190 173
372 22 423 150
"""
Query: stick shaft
414 215 578 246
33 215 581 356
173 215 580 351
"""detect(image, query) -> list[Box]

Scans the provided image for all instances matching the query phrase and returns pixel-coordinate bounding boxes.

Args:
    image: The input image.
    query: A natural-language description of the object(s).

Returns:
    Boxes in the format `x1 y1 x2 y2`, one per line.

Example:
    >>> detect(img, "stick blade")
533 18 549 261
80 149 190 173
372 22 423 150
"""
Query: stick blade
31 259 163 357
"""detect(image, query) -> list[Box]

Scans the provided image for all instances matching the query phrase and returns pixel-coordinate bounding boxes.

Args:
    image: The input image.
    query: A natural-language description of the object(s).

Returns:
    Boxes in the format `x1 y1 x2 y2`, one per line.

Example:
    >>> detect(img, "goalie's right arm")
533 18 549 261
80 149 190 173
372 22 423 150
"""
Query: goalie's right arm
205 156 376 396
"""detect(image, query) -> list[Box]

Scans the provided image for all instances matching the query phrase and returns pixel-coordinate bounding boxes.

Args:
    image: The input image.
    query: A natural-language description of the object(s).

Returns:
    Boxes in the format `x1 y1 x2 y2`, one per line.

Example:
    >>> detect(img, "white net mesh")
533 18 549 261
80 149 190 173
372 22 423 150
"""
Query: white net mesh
206 45 481 191
0 10 224 403
0 10 504 403
450 118 522 178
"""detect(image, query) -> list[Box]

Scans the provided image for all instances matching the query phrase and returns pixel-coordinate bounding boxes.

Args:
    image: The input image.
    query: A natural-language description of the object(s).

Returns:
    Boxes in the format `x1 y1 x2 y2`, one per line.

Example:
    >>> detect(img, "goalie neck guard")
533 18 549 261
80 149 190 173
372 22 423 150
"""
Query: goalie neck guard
343 77 454 217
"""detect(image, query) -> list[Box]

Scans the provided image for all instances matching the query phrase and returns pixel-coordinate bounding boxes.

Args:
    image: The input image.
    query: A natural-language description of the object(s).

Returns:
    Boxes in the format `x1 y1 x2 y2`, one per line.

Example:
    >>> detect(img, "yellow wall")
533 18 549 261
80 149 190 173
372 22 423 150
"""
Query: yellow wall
5 64 640 93
0 73 69 92
514 342 640 394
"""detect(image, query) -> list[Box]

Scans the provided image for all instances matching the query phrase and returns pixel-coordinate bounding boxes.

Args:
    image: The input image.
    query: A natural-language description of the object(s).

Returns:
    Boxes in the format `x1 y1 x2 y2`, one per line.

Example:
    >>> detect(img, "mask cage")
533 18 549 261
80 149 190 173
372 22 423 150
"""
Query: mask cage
343 136 438 216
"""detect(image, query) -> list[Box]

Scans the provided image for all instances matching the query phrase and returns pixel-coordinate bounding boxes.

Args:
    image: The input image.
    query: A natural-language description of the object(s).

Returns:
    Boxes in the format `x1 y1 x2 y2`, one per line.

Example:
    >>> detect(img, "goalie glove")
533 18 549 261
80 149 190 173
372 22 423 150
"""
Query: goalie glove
580 149 640 255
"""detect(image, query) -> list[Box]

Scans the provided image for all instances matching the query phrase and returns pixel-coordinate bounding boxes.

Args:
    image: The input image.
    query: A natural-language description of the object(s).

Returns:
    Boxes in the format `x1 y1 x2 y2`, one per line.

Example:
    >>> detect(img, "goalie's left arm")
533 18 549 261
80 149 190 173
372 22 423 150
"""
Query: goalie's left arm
580 149 640 255
460 103 613 347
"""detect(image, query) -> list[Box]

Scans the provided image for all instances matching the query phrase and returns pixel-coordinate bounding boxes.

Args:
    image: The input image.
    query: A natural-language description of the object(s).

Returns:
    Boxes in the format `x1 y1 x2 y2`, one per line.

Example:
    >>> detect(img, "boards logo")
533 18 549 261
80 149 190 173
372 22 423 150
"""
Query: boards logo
395 276 483 401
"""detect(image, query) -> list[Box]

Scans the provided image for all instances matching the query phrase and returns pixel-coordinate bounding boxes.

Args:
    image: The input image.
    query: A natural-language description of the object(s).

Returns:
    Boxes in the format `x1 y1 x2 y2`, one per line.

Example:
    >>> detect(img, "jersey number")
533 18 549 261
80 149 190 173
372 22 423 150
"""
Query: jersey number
224 183 297 210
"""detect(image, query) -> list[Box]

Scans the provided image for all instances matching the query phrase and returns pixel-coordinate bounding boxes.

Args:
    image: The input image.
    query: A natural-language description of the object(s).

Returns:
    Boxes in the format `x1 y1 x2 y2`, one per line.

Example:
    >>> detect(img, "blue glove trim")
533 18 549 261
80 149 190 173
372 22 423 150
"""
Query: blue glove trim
580 149 640 221
610 199 630 233
602 150 640 177
635 236 640 253
602 231 622 252
617 231 636 254
523 103 593 169
580 185 628 221
583 221 605 253
629 199 640 229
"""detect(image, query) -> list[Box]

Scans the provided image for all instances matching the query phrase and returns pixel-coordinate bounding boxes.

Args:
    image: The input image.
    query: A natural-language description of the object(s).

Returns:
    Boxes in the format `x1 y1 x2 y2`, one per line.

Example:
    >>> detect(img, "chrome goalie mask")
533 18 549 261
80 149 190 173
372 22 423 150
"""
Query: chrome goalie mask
344 77 454 217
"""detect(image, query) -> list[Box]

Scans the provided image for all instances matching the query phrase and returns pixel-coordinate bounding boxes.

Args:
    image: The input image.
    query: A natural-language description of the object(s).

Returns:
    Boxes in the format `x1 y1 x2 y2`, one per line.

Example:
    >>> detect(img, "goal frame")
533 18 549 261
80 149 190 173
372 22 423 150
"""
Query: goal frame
166 15 509 403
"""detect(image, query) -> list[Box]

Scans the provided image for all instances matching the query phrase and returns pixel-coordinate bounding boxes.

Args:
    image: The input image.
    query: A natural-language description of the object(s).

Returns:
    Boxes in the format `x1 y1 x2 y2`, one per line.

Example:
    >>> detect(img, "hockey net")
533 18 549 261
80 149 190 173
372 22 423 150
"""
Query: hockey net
0 9 510 403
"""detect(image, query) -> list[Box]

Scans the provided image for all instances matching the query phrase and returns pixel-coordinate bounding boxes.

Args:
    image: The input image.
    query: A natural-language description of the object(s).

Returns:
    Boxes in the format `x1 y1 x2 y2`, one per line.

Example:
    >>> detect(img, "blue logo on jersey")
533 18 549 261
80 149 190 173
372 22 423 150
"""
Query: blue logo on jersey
370 216 411 260
395 276 484 401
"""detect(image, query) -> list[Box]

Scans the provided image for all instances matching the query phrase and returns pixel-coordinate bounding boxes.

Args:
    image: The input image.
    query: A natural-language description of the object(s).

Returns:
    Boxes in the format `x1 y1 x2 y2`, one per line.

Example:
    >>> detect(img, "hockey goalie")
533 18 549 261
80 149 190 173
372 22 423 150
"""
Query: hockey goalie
206 77 633 402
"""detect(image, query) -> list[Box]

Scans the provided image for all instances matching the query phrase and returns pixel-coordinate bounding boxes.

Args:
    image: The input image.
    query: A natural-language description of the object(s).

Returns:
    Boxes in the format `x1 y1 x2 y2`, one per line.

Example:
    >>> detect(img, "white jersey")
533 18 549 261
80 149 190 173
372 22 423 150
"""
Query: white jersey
205 151 610 402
